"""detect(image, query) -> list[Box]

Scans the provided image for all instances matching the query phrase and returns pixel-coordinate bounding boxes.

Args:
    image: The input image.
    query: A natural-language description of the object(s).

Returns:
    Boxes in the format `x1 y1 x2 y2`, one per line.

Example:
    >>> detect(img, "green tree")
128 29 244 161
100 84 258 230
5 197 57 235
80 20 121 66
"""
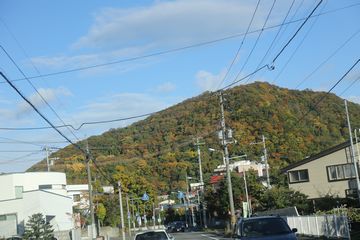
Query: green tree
259 186 310 214
96 203 107 226
23 213 54 240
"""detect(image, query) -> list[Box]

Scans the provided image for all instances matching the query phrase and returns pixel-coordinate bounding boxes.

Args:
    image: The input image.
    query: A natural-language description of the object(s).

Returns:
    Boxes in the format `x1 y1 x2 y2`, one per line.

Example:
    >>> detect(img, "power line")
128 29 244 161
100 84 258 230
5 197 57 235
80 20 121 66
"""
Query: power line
0 45 81 142
218 0 323 91
215 0 261 90
0 111 157 131
295 28 360 89
272 1 325 84
271 0 323 64
0 1 356 84
0 151 43 165
0 17 83 133
0 72 85 154
234 0 277 84
339 75 360 97
246 0 295 84
298 58 360 123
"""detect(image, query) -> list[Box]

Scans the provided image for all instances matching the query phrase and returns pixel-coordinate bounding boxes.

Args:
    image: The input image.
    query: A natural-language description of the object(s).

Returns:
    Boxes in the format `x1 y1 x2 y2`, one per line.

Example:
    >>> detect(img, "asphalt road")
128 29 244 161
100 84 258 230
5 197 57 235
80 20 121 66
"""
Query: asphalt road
171 231 231 240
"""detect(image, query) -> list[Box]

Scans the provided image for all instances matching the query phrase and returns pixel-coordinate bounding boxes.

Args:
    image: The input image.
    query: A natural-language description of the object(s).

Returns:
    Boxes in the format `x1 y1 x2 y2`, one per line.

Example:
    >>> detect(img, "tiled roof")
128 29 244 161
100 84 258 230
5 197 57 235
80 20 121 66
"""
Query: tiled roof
210 175 224 184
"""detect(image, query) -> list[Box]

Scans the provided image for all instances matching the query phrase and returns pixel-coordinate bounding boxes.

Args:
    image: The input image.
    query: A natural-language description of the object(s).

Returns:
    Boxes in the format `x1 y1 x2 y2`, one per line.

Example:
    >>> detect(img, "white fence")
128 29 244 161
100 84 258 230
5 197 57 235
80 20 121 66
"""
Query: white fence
285 215 350 239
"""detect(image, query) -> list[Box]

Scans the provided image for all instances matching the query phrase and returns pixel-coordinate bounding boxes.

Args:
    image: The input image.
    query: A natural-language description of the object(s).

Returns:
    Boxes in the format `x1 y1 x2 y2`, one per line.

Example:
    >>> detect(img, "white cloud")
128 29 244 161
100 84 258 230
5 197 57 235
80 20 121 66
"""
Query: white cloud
155 82 176 93
30 0 294 73
17 87 72 116
348 96 360 104
72 0 285 50
196 70 226 92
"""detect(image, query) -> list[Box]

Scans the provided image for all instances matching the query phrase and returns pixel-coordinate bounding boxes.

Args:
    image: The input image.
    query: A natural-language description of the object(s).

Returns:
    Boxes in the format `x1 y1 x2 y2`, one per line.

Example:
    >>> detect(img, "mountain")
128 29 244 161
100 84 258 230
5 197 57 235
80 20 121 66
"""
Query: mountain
28 82 360 191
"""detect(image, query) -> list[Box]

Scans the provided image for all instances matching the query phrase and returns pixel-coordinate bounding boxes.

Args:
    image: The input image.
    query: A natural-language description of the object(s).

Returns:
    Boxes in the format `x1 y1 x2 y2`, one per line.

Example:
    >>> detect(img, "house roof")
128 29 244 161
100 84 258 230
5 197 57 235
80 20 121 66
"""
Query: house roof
210 175 224 184
281 141 350 173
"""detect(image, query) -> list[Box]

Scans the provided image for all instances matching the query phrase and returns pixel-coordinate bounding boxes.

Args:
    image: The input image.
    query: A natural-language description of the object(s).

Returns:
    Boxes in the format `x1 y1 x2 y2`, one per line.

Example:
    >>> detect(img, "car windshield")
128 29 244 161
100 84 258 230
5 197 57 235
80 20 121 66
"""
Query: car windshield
135 231 168 240
242 218 292 237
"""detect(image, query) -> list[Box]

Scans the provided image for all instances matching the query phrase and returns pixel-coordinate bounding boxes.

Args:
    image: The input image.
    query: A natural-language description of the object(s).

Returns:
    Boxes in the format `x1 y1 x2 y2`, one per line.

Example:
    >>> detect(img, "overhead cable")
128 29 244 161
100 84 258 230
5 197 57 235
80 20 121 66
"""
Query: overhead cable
298 58 360 122
0 111 157 131
215 0 261 90
0 72 85 154
234 0 277 84
219 0 323 91
0 1 355 84
0 46 81 142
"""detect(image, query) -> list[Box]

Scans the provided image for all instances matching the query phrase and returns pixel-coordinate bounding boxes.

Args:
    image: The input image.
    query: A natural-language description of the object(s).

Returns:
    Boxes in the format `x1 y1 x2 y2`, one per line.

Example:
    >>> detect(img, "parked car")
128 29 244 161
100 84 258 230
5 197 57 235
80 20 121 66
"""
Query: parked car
166 221 186 232
233 216 297 240
134 230 175 240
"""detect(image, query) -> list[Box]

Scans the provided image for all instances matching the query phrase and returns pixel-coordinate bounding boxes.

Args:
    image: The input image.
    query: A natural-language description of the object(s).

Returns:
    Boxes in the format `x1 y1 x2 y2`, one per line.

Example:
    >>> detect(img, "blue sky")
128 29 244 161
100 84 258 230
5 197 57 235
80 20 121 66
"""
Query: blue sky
0 0 359 172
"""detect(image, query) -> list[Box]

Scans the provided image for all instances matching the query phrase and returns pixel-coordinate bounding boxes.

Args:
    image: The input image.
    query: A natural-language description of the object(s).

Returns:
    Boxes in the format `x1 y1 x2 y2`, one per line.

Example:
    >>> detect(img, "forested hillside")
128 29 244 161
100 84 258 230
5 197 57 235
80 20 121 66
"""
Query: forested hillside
28 82 360 193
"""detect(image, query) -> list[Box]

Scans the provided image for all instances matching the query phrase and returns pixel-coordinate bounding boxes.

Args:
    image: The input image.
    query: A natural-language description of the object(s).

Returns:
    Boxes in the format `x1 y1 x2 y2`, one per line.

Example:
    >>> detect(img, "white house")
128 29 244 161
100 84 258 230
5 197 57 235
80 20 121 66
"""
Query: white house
0 172 73 238
67 184 114 210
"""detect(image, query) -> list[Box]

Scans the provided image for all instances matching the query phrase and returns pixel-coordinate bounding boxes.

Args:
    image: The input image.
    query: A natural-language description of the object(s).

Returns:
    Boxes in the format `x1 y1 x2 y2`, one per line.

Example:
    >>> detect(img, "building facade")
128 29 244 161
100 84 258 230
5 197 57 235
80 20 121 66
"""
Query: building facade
281 141 360 199
0 172 73 238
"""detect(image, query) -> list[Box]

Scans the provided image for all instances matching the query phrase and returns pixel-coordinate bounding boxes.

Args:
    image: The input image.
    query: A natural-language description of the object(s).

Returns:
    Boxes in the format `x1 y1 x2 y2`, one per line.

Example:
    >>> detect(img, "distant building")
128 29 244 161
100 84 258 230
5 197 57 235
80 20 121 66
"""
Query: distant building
210 160 268 188
67 184 114 210
0 172 73 238
281 141 359 199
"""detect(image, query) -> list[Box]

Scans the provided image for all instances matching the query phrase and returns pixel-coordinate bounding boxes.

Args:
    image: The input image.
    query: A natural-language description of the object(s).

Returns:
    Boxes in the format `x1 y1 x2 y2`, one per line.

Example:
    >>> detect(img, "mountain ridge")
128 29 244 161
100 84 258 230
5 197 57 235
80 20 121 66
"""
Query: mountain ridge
28 82 360 190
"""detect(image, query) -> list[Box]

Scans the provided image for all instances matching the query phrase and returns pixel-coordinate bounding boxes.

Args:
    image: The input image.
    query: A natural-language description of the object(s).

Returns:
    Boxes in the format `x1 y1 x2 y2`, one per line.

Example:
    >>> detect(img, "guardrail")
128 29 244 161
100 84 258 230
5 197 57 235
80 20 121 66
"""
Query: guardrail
285 214 350 239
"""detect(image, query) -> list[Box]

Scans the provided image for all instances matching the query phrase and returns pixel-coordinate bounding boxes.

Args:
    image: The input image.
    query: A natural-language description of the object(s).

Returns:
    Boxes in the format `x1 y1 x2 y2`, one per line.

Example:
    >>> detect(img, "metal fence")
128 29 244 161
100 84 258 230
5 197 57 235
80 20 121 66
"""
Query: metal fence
285 215 350 239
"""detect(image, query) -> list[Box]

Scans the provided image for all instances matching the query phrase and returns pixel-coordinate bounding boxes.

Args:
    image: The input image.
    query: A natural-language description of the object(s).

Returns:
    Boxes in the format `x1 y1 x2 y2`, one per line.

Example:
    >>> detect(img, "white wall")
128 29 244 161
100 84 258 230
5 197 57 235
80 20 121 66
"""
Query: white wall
0 190 73 237
0 172 67 201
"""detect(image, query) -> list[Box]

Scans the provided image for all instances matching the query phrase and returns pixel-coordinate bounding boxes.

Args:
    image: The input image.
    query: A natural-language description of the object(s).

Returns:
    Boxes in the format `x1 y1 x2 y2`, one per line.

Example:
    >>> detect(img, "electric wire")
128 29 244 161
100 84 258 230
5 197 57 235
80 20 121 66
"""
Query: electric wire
215 0 261 90
233 0 277 84
0 151 43 165
298 58 360 123
339 75 360 97
271 0 323 64
295 28 360 89
245 0 295 84
218 0 323 91
0 72 85 154
0 45 81 142
0 1 356 84
0 17 84 133
272 2 324 84
0 111 157 131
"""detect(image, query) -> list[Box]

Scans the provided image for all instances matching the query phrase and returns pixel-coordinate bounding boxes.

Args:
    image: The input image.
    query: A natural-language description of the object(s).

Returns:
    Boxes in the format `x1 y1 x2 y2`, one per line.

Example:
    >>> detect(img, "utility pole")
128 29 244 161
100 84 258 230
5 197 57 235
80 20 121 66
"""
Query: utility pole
345 100 360 204
262 135 271 188
355 129 360 167
195 137 207 228
86 143 96 240
243 169 250 217
186 174 195 227
126 195 131 236
152 202 156 229
45 146 50 172
219 91 236 231
118 181 126 240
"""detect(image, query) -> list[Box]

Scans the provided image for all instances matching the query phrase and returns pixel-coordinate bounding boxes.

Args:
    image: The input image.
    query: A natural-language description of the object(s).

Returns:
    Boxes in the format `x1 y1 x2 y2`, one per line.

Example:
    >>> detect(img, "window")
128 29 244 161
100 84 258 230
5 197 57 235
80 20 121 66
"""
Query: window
327 164 356 181
288 169 309 183
0 214 16 221
15 186 23 199
39 184 52 190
